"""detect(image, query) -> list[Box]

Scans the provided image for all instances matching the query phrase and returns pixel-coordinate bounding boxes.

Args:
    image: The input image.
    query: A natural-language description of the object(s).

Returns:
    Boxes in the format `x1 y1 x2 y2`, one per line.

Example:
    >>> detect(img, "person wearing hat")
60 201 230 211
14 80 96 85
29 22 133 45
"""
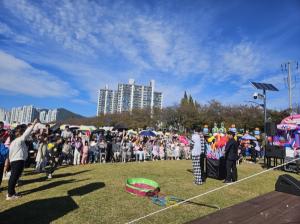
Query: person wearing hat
224 131 238 183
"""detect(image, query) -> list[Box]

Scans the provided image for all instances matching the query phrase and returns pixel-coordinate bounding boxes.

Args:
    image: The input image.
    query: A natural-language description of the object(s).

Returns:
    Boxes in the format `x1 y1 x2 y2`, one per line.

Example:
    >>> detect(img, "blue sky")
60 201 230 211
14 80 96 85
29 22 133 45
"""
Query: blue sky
0 0 299 117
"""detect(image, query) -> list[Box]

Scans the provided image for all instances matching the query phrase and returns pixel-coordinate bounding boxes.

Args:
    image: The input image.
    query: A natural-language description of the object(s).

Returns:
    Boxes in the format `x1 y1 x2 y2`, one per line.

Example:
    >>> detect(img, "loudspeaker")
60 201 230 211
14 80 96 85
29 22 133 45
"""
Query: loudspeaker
266 122 276 136
275 174 300 196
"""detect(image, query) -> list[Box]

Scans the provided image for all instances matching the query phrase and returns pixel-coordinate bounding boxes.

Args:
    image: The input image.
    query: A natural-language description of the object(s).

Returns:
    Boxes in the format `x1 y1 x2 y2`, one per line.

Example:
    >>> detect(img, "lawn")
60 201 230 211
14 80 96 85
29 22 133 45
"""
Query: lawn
0 160 298 224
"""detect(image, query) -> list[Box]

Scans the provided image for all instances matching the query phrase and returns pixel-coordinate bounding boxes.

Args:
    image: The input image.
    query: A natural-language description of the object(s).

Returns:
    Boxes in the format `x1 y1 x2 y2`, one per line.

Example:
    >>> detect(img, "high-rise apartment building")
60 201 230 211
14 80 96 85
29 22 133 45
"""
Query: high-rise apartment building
97 85 118 115
0 108 10 124
39 109 48 123
2 106 83 124
97 79 163 115
10 105 38 124
39 108 83 123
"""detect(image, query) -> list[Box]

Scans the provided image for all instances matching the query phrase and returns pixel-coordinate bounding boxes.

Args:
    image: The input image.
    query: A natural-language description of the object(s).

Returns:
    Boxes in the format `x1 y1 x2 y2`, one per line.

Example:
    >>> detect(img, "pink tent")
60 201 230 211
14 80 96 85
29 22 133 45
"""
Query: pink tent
277 123 298 131
280 114 300 125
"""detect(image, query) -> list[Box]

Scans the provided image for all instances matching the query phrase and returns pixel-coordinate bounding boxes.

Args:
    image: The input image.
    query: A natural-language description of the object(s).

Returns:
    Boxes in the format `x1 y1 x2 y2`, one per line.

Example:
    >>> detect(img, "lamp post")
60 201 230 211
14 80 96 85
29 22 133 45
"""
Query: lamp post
250 82 278 135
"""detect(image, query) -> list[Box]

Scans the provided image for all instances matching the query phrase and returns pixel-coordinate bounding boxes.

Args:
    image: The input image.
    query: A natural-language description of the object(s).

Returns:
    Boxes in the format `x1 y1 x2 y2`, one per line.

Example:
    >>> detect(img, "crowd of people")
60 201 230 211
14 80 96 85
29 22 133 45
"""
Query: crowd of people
0 120 265 200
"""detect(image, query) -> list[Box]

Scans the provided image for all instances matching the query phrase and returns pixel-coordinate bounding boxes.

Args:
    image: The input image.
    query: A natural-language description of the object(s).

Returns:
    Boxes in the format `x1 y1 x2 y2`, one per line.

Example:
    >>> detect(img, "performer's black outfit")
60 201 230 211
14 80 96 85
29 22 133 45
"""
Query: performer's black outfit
224 137 238 183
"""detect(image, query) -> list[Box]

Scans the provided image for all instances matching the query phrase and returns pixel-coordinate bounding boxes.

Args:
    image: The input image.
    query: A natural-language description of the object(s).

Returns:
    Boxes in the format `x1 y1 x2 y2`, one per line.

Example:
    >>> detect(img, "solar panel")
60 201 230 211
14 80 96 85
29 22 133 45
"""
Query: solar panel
250 82 279 91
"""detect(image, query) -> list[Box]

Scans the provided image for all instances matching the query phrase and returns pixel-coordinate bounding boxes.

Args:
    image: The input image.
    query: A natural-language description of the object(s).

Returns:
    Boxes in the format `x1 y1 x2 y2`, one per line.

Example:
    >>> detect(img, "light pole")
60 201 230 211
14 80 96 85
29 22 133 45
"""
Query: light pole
263 89 267 133
250 82 279 134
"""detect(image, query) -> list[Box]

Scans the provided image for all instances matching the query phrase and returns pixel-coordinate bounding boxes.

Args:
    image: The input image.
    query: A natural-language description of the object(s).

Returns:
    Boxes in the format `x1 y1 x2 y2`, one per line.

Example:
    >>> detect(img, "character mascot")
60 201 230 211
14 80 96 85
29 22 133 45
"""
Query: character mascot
218 122 227 135
212 123 219 136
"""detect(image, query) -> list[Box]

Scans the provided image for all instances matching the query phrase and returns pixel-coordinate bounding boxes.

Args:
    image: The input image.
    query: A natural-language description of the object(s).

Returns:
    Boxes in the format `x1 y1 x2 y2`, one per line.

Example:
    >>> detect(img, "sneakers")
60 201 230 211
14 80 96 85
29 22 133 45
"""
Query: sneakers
194 182 203 185
223 180 232 184
3 172 10 180
6 194 21 200
47 174 52 179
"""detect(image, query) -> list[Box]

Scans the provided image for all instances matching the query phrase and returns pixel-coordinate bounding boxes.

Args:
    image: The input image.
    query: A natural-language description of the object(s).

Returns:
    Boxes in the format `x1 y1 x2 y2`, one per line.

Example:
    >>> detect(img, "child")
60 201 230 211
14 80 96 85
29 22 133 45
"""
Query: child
152 142 159 161
174 143 180 160
159 143 165 160
35 134 48 172
81 141 89 164
184 144 190 160
121 139 128 163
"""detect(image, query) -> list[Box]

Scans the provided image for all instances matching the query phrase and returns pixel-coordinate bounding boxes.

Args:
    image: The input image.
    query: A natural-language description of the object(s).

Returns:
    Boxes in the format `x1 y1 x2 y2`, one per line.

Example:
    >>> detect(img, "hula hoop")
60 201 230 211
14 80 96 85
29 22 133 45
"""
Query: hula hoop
151 195 182 207
126 178 160 197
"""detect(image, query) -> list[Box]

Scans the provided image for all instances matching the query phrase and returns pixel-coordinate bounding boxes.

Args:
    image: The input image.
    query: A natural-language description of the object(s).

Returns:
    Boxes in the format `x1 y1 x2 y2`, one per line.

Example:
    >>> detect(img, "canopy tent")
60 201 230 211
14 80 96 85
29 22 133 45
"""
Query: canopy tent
139 130 157 137
91 129 105 134
280 114 300 125
60 125 80 130
127 129 138 135
241 134 256 140
100 126 114 131
79 125 97 131
156 131 164 136
277 123 298 131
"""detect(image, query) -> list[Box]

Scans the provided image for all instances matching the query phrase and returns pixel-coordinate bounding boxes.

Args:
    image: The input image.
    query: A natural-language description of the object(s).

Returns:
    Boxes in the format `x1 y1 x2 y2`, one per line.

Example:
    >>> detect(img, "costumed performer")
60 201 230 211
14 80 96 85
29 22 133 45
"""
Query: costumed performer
191 127 205 185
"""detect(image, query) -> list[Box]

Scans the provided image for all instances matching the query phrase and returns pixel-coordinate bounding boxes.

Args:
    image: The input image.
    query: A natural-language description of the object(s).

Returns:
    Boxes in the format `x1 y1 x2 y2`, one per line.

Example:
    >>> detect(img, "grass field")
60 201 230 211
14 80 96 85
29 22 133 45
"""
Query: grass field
0 160 298 224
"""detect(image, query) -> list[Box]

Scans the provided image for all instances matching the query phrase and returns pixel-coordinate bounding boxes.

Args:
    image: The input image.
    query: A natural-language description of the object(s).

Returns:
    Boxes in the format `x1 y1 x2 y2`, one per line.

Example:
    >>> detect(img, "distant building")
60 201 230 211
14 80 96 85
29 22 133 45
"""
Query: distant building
40 108 83 123
10 105 38 124
39 109 48 123
97 79 163 115
97 85 118 115
2 105 83 124
0 108 10 124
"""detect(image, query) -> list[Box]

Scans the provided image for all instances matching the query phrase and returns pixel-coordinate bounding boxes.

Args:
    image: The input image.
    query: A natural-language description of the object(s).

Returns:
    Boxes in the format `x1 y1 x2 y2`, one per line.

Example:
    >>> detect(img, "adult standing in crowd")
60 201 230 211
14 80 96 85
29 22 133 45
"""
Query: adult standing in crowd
224 131 238 183
0 121 9 143
0 121 9 191
61 126 73 140
7 119 38 200
191 127 205 185
73 136 82 165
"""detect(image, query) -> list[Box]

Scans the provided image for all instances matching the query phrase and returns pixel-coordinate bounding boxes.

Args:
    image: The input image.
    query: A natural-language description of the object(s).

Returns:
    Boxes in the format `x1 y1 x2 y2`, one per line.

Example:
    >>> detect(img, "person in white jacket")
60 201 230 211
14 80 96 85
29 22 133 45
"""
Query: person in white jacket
7 119 38 200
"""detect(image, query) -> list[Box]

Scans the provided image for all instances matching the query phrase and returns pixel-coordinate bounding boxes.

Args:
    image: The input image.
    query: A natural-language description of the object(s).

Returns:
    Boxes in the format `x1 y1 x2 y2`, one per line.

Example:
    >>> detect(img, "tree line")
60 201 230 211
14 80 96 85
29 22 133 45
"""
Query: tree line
65 92 290 133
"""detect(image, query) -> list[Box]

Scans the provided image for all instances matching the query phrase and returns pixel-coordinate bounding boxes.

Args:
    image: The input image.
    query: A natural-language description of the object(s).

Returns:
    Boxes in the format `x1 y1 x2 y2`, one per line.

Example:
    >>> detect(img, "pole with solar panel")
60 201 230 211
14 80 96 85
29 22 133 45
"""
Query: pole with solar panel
250 81 279 135
250 82 279 168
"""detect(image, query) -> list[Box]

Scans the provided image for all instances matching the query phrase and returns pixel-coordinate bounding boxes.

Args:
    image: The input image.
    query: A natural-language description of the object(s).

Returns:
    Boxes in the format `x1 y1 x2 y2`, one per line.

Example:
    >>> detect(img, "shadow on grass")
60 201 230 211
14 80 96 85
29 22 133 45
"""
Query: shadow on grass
19 170 91 186
22 165 75 176
187 169 193 173
53 170 92 179
0 182 105 224
182 200 220 210
68 182 105 196
19 179 88 196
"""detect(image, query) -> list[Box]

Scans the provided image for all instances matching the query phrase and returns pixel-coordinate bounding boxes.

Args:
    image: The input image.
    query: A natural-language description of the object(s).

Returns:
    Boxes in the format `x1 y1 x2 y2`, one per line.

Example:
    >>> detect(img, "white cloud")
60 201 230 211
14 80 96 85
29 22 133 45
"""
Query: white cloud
71 99 91 105
0 51 78 97
0 22 31 43
0 0 284 110
2 0 212 76
214 41 263 81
